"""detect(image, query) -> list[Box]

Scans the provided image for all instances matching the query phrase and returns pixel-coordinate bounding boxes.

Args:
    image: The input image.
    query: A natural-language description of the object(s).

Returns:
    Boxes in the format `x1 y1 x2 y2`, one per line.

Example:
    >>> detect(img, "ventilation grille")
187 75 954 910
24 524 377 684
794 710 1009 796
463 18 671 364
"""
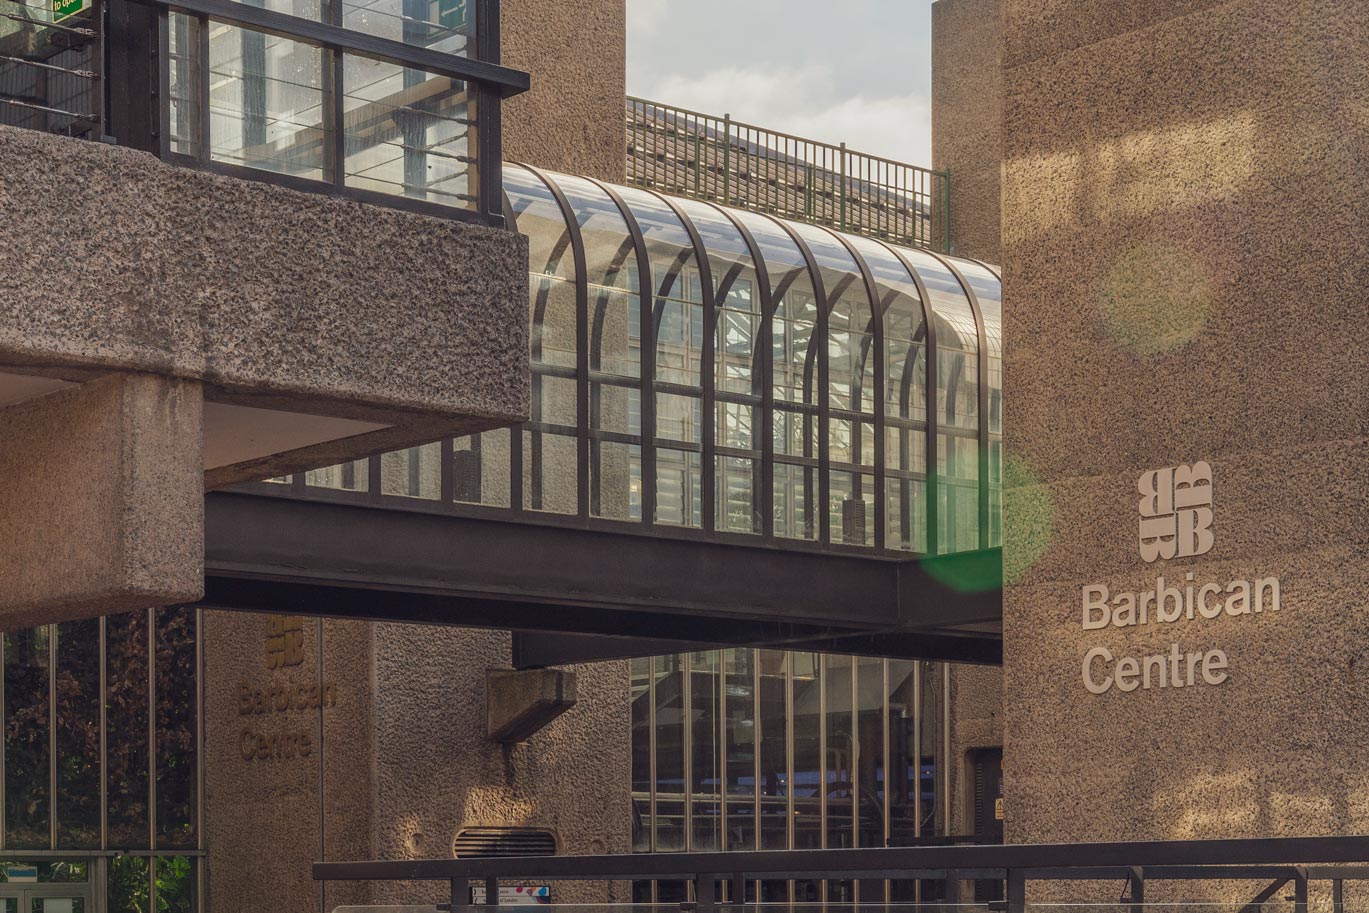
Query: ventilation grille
453 827 557 858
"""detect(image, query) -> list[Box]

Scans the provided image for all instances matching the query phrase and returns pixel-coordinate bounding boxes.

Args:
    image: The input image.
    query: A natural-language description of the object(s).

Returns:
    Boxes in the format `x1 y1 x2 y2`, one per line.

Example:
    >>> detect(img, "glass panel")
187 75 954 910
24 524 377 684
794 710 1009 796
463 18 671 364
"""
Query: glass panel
106 856 150 913
920 662 943 836
716 456 757 535
723 649 756 851
156 608 198 849
789 652 821 853
0 862 87 883
887 475 927 553
380 443 442 500
155 856 196 913
656 448 701 528
522 430 576 514
452 430 510 508
830 470 874 548
591 440 640 521
559 175 640 382
630 657 651 852
676 198 762 398
106 612 150 848
340 0 471 54
343 59 473 207
772 460 815 542
825 655 854 852
305 459 368 492
756 650 787 852
508 166 578 371
690 651 719 852
168 14 201 157
30 897 84 913
209 25 325 180
55 619 100 848
652 656 684 853
856 657 884 849
887 660 919 845
6 626 49 848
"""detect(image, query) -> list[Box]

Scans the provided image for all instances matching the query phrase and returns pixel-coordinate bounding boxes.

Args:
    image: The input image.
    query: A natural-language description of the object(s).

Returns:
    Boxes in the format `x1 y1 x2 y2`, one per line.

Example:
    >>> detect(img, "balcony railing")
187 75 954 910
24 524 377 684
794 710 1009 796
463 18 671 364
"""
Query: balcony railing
627 96 951 253
1 0 528 224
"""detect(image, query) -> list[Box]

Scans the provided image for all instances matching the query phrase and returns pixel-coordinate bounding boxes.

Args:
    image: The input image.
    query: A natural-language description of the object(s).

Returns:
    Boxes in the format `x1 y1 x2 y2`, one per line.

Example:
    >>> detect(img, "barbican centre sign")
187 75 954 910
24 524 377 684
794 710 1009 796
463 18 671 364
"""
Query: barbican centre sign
1079 462 1282 695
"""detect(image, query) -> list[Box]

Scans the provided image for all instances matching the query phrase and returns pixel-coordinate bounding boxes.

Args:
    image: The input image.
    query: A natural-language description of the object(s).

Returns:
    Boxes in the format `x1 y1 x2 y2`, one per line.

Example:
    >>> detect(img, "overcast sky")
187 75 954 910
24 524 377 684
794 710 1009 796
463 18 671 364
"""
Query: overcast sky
626 0 938 167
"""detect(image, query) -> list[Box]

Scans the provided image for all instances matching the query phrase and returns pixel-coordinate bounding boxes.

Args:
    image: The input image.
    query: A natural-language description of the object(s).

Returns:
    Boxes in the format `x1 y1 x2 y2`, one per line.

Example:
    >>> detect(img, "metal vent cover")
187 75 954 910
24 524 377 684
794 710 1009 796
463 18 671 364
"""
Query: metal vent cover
453 827 557 858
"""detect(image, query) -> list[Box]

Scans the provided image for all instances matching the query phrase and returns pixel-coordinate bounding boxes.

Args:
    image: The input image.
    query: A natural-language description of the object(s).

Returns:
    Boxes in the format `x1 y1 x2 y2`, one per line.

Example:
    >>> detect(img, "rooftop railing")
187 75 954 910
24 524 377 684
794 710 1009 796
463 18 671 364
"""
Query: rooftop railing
627 97 951 253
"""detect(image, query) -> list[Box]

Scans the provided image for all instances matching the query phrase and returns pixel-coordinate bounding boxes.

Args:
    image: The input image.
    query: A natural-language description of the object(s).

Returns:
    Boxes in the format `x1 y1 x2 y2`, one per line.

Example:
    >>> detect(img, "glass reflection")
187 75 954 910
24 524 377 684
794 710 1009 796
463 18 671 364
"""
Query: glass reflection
6 628 49 848
55 620 100 848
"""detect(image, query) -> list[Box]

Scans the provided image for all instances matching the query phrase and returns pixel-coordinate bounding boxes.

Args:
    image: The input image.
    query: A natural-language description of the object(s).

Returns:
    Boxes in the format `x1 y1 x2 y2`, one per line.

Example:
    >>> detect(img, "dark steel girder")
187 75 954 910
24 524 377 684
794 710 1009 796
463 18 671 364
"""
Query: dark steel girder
200 490 1001 662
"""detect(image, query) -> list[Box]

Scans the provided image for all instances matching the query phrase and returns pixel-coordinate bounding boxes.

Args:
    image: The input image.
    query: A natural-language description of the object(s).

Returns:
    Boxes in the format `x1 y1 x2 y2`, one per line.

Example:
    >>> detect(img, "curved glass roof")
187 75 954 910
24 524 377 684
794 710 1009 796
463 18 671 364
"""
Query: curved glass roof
455 165 1003 556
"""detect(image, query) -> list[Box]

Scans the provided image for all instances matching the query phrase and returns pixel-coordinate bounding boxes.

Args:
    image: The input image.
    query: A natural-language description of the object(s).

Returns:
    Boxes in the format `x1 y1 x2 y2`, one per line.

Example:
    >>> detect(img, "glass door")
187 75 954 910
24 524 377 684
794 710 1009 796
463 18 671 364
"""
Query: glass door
25 890 89 913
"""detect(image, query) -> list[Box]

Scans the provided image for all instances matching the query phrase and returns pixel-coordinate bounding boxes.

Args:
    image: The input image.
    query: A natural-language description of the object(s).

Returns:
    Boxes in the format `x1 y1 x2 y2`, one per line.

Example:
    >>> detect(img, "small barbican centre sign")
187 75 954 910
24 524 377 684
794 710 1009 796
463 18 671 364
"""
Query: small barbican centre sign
1079 462 1282 695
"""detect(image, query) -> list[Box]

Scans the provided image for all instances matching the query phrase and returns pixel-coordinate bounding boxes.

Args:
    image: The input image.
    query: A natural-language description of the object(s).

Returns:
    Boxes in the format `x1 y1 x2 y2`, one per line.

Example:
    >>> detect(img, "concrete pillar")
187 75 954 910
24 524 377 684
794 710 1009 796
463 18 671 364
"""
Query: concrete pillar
1001 0 1369 853
0 372 203 626
932 0 1003 263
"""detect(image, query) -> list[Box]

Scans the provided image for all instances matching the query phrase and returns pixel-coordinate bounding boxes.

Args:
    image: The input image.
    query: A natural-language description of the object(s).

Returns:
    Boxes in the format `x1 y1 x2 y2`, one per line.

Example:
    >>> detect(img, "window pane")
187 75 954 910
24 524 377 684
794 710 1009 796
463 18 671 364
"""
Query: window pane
757 650 787 852
453 430 510 508
155 856 196 913
106 856 150 913
6 627 49 848
723 649 755 851
856 657 884 849
380 443 442 500
689 652 719 852
344 59 473 207
56 619 100 848
652 657 683 852
168 14 201 158
630 658 651 852
106 612 150 848
341 0 471 53
156 608 198 849
209 25 325 179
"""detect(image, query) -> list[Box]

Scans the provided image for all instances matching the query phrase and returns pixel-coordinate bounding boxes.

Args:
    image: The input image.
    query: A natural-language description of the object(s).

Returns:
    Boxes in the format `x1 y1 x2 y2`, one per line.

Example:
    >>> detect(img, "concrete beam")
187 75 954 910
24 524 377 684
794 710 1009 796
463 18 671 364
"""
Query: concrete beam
486 668 578 743
0 373 203 627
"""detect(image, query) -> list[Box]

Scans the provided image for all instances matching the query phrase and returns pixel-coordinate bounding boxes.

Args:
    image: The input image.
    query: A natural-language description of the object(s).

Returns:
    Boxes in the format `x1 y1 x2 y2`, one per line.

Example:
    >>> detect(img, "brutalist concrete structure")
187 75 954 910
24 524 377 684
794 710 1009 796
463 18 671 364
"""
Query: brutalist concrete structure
992 0 1369 877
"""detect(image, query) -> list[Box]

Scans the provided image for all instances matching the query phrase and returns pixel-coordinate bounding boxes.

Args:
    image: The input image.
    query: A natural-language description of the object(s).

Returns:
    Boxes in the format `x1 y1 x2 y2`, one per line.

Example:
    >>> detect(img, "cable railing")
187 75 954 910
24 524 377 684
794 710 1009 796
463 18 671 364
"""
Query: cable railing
627 96 951 253
0 0 101 135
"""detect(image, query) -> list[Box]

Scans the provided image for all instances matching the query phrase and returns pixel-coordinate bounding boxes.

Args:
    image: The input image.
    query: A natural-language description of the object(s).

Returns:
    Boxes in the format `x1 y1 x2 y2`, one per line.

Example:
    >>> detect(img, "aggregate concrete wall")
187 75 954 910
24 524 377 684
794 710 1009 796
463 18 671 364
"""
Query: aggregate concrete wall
501 0 626 181
0 373 203 626
204 617 631 913
999 0 1369 890
0 124 530 486
932 0 1003 263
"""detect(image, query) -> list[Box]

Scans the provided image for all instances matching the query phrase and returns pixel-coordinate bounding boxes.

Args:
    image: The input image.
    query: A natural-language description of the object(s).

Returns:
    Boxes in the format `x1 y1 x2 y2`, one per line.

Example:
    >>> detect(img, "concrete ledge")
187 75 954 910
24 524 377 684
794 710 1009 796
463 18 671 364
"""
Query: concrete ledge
0 125 530 485
0 374 203 626
487 668 578 743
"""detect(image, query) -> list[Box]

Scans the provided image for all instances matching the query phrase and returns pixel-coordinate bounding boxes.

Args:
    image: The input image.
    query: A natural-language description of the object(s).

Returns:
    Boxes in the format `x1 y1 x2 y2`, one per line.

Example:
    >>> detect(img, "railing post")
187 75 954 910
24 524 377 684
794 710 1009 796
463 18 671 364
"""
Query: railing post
1294 866 1309 913
1334 877 1345 913
943 168 953 254
722 113 731 207
839 141 848 231
729 872 746 907
485 877 499 907
450 877 470 912
805 163 814 221
1127 866 1145 913
695 873 718 913
1006 869 1026 913
693 132 702 197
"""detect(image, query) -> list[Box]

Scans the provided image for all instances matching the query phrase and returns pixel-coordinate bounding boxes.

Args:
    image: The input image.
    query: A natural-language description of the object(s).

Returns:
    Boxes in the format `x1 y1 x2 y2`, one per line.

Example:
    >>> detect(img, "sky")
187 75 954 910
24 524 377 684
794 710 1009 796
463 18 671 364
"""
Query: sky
626 0 938 167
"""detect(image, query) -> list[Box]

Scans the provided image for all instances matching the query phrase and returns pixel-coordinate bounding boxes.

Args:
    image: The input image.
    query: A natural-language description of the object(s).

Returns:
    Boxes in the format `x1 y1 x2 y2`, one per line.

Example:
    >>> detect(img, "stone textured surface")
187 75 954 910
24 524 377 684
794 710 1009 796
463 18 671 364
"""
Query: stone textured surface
933 0 1003 263
203 617 631 913
0 125 530 485
0 373 202 626
998 0 1369 891
948 663 1003 833
501 0 626 181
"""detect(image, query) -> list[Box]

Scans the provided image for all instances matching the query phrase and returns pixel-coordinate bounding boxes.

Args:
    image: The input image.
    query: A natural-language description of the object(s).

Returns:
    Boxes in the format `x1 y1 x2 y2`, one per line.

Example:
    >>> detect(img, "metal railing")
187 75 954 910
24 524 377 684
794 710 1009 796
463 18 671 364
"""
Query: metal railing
627 96 951 253
0 0 102 135
315 835 1369 913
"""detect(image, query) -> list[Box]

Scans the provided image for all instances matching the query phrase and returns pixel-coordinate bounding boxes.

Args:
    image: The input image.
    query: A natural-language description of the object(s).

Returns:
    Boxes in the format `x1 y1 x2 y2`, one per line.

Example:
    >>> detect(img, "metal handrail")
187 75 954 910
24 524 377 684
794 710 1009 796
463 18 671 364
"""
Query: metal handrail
626 96 951 253
314 835 1369 913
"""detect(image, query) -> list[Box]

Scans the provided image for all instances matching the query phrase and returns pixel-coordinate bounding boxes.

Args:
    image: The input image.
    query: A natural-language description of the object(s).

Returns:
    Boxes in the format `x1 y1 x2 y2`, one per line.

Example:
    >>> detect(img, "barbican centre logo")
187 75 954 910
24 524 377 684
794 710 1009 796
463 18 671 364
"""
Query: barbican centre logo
1078 461 1282 695
1138 462 1213 562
